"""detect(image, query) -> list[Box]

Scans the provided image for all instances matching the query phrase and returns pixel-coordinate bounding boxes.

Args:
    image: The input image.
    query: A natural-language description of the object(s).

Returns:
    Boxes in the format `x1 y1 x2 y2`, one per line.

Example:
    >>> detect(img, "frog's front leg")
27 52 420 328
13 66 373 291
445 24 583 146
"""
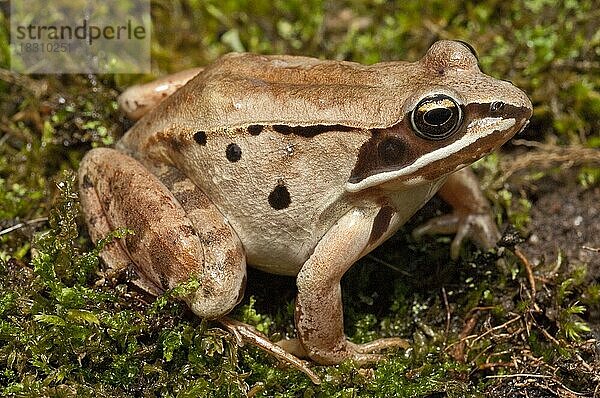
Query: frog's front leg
413 167 501 259
78 147 246 318
295 207 407 365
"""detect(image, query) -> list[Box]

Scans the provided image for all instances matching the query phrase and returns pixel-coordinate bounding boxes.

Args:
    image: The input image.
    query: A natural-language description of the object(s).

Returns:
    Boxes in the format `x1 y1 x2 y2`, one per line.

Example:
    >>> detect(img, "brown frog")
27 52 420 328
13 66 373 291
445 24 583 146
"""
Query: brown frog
79 40 532 382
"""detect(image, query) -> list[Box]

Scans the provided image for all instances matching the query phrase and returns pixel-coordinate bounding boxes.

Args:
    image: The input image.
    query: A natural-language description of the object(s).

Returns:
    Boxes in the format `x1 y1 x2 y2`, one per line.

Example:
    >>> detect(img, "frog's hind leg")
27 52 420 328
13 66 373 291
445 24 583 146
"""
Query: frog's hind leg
78 147 246 318
79 148 321 382
118 68 204 120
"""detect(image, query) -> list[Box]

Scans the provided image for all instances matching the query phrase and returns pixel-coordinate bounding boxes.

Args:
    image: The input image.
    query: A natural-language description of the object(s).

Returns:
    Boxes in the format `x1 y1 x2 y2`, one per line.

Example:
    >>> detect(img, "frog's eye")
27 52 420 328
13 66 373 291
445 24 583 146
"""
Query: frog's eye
410 94 463 140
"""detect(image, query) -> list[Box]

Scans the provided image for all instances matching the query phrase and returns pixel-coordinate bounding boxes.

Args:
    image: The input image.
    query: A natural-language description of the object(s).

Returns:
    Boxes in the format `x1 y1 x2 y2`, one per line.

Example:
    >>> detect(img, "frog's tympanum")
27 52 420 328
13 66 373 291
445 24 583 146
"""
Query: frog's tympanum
79 41 532 382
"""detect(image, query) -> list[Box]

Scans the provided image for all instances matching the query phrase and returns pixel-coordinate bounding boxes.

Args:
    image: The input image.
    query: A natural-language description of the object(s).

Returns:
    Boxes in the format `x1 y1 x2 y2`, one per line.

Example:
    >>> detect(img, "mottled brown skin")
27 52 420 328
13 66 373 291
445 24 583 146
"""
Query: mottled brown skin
79 40 532 374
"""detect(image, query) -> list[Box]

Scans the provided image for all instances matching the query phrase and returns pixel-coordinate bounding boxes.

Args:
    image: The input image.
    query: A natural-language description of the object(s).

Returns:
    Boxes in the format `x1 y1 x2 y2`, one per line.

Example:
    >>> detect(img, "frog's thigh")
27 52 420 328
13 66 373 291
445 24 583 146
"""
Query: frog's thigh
295 208 405 365
78 147 246 318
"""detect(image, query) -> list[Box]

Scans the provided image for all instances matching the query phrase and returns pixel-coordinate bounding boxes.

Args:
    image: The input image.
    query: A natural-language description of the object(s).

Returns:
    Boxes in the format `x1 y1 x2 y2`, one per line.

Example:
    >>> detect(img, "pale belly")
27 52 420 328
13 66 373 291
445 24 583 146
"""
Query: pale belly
210 184 353 276
215 179 444 276
169 130 370 275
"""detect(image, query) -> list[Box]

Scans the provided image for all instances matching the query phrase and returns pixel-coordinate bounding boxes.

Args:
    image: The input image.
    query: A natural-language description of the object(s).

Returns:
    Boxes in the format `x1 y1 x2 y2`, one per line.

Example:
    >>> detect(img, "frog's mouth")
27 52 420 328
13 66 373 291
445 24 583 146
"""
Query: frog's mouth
397 117 520 182
345 103 531 192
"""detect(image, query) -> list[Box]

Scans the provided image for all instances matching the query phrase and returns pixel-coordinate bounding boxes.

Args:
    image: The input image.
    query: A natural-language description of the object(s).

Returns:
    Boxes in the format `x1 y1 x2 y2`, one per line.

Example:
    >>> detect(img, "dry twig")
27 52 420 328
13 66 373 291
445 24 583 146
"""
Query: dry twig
0 218 48 236
515 248 537 300
498 140 600 185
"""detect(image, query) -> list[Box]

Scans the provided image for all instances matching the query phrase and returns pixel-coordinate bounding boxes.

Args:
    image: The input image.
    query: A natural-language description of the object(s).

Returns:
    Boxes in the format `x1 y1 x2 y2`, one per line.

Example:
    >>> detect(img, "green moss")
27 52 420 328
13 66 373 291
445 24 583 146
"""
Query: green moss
0 175 253 396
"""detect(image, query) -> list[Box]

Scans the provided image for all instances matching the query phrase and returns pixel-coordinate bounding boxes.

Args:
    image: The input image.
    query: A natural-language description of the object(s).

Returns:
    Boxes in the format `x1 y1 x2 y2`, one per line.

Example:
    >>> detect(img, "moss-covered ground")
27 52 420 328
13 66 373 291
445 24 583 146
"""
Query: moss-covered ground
1 1 599 396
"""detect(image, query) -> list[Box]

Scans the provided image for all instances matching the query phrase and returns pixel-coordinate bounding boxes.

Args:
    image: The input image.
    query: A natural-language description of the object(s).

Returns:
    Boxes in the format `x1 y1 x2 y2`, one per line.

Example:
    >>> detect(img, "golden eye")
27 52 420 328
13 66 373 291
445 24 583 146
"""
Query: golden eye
411 94 463 140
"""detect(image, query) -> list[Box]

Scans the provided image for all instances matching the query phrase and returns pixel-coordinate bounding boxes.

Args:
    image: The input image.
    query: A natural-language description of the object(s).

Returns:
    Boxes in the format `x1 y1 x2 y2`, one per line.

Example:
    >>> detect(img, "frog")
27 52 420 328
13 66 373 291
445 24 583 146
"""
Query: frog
78 40 532 381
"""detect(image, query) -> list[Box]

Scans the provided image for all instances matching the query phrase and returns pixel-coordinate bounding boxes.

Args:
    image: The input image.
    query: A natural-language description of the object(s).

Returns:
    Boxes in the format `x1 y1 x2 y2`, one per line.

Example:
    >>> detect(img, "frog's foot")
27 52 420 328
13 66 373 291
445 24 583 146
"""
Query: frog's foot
412 211 500 259
219 317 321 384
277 337 408 366
352 337 410 355
277 337 409 364
413 167 501 259
304 338 410 366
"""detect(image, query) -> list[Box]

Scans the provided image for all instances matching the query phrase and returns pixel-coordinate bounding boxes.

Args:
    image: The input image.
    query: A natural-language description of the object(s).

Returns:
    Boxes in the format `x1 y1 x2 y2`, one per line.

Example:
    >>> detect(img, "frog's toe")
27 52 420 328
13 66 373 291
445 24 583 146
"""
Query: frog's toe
349 352 385 365
412 214 461 238
219 318 321 384
275 336 409 364
352 337 410 353
346 338 409 365
413 212 500 259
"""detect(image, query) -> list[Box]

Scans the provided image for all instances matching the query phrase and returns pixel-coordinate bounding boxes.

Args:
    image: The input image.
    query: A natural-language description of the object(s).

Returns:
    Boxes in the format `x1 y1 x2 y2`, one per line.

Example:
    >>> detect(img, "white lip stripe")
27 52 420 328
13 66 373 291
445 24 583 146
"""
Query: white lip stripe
346 117 516 192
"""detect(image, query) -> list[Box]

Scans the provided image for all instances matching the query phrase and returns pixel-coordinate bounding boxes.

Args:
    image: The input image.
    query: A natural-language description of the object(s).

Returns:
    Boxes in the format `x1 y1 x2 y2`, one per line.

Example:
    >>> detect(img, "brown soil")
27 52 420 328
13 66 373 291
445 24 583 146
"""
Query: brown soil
521 171 600 334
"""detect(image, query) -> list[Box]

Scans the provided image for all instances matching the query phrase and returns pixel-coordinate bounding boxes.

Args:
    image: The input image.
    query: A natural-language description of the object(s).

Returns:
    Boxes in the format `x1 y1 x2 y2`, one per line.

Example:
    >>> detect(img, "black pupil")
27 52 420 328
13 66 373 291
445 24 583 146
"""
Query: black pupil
411 94 462 140
424 107 452 126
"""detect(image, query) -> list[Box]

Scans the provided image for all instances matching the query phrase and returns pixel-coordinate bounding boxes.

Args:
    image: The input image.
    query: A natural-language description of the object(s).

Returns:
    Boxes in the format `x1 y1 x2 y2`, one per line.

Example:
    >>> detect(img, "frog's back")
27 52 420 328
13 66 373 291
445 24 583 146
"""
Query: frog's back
185 53 415 129
117 53 414 274
120 53 416 153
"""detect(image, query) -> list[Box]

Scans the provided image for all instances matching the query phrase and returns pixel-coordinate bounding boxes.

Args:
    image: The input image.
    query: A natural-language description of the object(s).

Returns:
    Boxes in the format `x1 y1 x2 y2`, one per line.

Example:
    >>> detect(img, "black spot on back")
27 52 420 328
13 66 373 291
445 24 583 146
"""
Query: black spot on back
226 143 242 162
194 131 207 145
268 182 291 210
272 124 356 137
247 125 264 135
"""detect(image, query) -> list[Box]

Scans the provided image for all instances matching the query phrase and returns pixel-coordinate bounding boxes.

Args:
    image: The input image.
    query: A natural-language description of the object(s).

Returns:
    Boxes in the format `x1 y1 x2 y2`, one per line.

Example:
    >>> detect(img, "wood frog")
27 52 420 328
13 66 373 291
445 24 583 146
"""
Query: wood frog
78 40 532 381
